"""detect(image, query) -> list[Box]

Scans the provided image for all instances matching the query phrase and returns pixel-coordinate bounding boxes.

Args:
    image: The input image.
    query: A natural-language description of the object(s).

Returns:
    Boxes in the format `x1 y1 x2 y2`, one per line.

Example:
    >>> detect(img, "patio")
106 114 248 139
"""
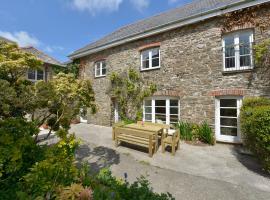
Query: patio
70 123 270 200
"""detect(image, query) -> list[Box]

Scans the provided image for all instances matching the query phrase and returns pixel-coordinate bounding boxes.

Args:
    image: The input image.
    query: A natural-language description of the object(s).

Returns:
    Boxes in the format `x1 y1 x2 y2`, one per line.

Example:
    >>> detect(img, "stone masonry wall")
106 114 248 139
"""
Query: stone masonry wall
80 6 270 127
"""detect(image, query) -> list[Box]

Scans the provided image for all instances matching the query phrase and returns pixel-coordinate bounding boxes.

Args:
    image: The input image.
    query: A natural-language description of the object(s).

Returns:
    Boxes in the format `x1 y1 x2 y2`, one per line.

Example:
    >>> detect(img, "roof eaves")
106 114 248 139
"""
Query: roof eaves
69 0 268 59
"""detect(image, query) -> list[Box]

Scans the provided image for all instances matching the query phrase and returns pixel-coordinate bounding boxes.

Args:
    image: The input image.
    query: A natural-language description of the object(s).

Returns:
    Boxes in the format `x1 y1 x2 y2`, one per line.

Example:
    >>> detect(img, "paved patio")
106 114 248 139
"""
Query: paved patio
70 123 270 200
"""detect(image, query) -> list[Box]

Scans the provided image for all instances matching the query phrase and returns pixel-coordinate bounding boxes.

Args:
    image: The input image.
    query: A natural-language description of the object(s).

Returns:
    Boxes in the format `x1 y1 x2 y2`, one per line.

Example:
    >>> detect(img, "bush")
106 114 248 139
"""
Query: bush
176 121 194 141
196 121 215 145
240 97 270 172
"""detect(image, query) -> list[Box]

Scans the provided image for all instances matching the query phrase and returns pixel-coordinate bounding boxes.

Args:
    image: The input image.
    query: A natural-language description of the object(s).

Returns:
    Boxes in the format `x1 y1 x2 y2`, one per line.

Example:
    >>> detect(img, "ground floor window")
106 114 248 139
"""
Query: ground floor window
215 97 242 143
27 69 44 82
143 97 180 125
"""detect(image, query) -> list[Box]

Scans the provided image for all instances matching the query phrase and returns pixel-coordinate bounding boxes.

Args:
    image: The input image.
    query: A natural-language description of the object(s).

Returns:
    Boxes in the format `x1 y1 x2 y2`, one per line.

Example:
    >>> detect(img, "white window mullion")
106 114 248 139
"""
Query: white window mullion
166 98 170 125
149 50 152 68
235 35 240 70
152 99 155 123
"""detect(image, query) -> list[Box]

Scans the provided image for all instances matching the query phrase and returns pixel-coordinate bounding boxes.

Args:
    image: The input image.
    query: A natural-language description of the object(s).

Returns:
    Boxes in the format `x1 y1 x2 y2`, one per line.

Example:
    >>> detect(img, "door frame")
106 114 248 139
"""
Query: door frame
215 96 242 143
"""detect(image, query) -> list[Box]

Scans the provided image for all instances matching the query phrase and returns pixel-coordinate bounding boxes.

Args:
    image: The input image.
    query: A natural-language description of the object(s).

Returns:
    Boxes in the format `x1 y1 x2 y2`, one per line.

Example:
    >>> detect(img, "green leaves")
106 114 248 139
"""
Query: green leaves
240 97 270 172
108 68 157 121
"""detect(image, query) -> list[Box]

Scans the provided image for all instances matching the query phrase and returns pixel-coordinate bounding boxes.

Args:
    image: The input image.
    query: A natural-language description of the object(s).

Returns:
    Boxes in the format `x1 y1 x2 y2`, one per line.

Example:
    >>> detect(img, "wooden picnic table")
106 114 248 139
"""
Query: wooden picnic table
114 123 163 157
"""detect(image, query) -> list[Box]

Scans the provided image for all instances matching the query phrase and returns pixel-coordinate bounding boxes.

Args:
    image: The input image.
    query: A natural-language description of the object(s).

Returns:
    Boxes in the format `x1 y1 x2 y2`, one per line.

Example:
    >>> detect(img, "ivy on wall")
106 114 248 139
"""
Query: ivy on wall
108 68 156 121
221 4 270 33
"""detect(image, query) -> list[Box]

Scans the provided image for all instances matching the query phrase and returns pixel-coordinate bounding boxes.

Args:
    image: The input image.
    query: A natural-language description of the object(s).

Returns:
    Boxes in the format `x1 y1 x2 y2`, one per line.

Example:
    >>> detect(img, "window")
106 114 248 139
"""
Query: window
143 97 179 125
141 47 160 70
215 97 242 143
27 69 44 82
223 30 253 71
95 60 106 77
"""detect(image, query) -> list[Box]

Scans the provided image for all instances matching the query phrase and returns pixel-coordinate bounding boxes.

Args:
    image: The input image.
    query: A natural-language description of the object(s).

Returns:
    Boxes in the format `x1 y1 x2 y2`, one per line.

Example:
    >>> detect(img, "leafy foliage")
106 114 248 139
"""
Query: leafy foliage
176 121 194 141
108 68 156 121
222 4 270 33
177 121 215 145
240 97 270 172
196 121 215 145
53 60 80 78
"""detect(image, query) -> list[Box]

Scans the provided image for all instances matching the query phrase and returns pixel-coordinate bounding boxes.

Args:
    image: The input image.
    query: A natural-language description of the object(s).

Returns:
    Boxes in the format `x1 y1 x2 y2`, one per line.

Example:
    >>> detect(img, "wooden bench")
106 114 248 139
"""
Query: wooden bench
114 126 158 157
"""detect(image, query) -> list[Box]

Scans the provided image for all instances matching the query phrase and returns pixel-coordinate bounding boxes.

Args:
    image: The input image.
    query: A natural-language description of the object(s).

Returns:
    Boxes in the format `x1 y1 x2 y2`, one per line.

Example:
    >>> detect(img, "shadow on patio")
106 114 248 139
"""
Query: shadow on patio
231 145 270 178
76 143 120 174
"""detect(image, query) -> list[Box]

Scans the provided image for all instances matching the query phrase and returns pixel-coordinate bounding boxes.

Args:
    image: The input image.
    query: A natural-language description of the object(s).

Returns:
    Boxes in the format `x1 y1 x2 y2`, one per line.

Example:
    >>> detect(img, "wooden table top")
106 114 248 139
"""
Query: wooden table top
124 123 163 133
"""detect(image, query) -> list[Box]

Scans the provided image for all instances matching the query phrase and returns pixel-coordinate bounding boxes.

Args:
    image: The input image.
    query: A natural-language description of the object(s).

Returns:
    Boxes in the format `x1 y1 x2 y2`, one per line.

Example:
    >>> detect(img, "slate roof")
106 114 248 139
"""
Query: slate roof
21 46 64 66
70 0 263 58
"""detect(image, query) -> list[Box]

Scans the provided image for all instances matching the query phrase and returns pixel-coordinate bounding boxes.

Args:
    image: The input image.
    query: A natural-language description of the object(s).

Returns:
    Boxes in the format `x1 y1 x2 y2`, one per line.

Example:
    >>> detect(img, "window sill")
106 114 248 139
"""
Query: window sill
140 66 160 72
95 75 106 79
222 68 253 75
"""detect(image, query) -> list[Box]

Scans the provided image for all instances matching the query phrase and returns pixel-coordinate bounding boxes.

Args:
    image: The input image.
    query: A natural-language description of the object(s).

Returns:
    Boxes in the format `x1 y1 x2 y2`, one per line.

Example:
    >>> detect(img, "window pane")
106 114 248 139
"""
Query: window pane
220 108 237 117
225 57 235 68
37 70 44 80
239 33 251 54
170 107 178 115
27 69 35 80
152 48 159 58
145 107 152 113
220 99 237 107
145 100 152 106
155 100 166 107
170 115 179 122
145 114 152 121
220 127 237 136
155 107 166 114
170 100 178 107
142 50 149 60
142 60 150 69
155 114 166 123
96 64 100 76
152 58 159 67
102 67 106 75
220 118 237 127
224 36 235 57
240 55 251 67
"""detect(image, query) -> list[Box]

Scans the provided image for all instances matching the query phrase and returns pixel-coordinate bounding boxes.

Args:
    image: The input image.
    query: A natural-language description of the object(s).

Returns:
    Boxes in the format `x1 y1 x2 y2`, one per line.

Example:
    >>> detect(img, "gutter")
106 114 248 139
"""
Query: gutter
69 0 269 59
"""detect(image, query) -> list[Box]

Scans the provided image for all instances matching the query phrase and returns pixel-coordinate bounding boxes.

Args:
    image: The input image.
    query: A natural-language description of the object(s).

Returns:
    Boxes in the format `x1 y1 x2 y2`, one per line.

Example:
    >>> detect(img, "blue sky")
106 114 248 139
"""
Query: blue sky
0 0 192 62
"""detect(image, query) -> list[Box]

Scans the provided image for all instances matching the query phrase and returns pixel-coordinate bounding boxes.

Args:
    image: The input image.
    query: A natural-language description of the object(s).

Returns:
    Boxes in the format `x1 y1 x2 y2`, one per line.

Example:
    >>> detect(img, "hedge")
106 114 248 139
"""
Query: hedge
240 97 270 173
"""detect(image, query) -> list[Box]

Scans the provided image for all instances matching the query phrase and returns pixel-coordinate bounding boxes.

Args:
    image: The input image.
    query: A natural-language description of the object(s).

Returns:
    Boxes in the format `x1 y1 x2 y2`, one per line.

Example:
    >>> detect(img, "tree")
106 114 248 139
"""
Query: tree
108 68 156 121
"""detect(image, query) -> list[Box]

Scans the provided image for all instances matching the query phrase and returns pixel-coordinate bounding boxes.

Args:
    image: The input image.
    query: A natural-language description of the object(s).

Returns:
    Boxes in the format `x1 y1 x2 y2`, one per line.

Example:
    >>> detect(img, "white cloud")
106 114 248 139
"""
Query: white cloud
168 0 179 4
71 0 123 15
44 45 64 53
129 0 149 11
0 31 40 47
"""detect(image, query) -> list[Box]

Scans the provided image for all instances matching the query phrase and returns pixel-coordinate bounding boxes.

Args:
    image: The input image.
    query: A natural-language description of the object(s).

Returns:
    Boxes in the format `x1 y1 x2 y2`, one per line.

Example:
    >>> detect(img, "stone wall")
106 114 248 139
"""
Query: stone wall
79 6 270 127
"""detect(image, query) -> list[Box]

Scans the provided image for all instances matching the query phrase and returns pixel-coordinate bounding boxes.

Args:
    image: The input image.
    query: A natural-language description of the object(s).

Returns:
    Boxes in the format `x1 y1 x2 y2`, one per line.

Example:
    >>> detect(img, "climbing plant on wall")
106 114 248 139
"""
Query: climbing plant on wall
108 68 156 121
221 4 270 33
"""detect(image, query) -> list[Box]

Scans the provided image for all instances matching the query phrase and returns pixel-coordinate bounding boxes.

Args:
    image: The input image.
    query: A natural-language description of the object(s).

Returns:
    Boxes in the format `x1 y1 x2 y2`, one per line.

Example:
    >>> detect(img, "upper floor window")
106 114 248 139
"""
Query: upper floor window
222 30 253 72
141 47 160 71
27 69 44 82
95 60 106 77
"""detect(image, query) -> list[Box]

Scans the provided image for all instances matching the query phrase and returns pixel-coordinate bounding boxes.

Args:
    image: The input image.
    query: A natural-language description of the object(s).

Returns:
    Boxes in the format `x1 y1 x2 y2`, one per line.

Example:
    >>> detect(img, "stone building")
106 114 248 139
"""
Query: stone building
69 0 270 143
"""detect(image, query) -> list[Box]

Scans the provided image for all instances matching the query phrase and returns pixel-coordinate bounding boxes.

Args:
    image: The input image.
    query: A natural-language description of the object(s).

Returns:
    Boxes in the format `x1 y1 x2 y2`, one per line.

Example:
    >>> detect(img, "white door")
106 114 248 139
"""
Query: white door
215 97 242 143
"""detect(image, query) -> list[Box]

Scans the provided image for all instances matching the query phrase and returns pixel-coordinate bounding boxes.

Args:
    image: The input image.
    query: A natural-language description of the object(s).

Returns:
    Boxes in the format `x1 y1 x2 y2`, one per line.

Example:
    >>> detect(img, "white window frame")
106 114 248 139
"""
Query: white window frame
140 47 161 71
95 60 106 78
27 69 45 82
215 96 242 143
143 97 180 125
222 30 254 72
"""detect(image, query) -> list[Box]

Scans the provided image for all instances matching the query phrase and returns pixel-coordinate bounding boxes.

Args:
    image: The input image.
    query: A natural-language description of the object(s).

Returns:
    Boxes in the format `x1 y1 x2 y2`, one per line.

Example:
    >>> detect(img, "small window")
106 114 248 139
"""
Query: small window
222 30 253 72
141 47 160 71
95 60 106 77
27 69 44 82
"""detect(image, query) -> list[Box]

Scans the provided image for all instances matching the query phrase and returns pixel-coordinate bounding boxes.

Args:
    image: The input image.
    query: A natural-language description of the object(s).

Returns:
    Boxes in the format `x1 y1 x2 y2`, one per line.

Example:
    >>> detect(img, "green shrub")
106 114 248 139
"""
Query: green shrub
196 121 215 145
92 168 174 200
240 97 270 172
176 121 194 141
